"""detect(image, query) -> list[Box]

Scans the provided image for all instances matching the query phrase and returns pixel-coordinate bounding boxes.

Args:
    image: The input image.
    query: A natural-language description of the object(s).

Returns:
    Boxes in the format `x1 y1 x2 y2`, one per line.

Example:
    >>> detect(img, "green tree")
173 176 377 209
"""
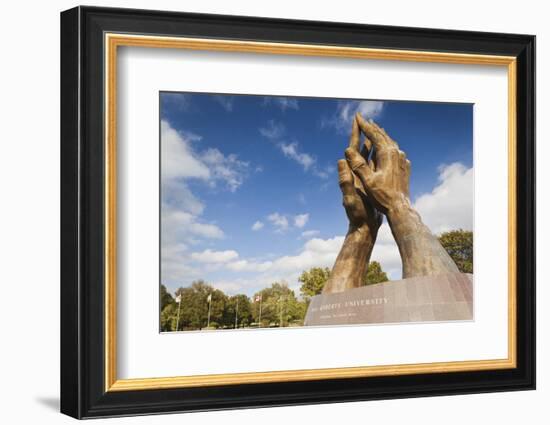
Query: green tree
299 267 331 300
160 284 174 311
174 280 228 330
364 261 389 285
173 286 200 330
160 303 178 332
159 284 178 332
286 297 308 327
161 259 392 333
438 229 473 273
299 262 389 299
223 294 253 328
252 282 303 327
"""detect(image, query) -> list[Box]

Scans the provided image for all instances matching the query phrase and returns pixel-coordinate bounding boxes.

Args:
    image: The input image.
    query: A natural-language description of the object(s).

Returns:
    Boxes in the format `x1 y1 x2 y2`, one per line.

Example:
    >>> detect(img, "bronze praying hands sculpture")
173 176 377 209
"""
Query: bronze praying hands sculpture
323 113 459 295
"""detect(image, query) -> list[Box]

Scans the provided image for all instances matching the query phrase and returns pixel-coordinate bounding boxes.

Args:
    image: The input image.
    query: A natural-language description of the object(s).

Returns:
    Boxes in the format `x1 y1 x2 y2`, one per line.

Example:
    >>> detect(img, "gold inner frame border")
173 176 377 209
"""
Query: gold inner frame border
104 33 517 392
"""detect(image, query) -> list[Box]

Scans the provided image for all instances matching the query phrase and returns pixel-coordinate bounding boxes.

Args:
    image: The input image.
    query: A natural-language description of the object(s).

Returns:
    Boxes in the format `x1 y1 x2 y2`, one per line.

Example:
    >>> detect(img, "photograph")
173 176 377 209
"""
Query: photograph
57 4 535 419
159 92 474 332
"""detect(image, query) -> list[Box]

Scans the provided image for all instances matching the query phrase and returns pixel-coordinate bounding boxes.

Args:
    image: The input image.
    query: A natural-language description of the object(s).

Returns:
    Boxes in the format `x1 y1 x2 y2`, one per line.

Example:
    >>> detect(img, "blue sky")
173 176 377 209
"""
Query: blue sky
160 92 473 296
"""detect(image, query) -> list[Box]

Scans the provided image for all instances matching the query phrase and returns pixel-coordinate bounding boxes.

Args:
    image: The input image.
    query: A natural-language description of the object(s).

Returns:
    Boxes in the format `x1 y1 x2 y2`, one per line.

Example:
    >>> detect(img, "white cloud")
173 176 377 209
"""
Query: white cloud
161 207 225 286
270 236 344 272
356 101 385 120
208 279 251 294
267 212 289 232
251 221 264 231
161 179 204 216
201 148 249 192
226 235 343 274
225 260 249 272
162 209 224 243
323 100 385 132
276 98 299 111
313 164 336 179
161 120 209 181
160 119 254 288
161 120 235 285
161 120 249 192
414 162 473 234
191 249 239 263
293 213 309 228
265 212 310 232
226 259 273 272
259 120 285 140
162 240 225 288
301 229 320 239
162 249 200 285
161 93 190 111
213 95 234 111
259 120 333 179
263 97 299 111
279 142 316 171
215 236 345 295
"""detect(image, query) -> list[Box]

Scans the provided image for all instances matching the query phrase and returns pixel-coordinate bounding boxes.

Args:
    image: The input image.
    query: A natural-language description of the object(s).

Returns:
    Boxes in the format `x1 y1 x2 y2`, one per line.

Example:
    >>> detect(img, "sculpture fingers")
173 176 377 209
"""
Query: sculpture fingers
348 116 361 152
337 159 356 197
370 120 400 149
397 150 407 170
345 147 374 187
368 158 376 171
372 147 395 172
404 159 411 197
355 113 389 149
339 159 368 225
360 140 372 163
398 149 406 161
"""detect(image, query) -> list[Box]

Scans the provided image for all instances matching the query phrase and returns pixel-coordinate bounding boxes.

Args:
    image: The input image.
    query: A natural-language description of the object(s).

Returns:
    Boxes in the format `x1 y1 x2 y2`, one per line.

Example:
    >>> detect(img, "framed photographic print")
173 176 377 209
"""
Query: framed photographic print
60 6 535 419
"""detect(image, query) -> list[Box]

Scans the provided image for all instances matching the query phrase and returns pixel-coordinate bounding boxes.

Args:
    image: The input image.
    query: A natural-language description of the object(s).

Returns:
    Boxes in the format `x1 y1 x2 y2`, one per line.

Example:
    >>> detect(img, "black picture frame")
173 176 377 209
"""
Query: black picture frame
61 5 535 419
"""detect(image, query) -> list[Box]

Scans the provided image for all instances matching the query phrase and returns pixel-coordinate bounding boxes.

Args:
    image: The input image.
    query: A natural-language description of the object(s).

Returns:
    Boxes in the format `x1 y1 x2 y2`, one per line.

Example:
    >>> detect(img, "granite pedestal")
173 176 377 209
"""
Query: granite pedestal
304 272 473 326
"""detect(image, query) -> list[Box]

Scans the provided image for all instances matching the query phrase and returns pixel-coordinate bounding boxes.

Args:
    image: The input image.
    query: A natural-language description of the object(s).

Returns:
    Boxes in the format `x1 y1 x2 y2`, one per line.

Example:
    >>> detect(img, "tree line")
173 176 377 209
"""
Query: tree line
161 230 472 332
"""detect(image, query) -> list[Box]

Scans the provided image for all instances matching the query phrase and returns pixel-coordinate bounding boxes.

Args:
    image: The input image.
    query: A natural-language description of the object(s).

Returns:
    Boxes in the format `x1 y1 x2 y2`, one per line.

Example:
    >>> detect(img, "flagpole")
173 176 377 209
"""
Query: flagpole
279 296 283 327
207 294 212 329
235 297 239 329
258 295 262 328
175 293 182 331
